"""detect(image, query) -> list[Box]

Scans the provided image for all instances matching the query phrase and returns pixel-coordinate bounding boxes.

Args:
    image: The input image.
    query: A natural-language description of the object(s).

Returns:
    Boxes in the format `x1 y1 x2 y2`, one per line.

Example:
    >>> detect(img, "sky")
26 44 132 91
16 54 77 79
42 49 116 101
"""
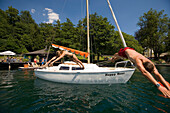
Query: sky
0 0 170 36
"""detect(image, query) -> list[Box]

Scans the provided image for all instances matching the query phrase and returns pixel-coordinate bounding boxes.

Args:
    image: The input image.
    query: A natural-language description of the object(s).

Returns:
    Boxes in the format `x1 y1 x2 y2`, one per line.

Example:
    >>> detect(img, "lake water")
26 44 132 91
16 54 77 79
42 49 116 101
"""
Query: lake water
0 66 170 113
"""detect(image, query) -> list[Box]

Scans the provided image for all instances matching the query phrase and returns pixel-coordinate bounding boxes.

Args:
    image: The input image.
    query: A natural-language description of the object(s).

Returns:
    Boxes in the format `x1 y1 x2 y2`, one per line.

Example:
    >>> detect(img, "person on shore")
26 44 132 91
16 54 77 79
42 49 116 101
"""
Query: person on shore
43 50 84 69
33 57 38 67
41 57 45 66
34 57 37 64
110 47 170 98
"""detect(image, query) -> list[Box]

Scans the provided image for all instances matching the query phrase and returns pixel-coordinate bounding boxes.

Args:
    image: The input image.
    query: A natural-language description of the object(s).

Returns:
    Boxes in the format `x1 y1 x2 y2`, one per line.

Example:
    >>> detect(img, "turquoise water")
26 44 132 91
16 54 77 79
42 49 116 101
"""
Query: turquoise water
0 66 170 113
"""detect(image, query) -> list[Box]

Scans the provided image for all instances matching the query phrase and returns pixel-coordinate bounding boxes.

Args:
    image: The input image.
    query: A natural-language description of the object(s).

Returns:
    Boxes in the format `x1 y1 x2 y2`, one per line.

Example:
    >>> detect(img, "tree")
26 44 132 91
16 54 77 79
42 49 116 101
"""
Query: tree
53 20 62 46
81 13 115 62
0 9 9 39
59 18 77 48
76 20 86 51
122 32 143 53
5 6 20 25
135 8 169 59
0 9 10 51
165 18 170 52
0 7 143 58
3 6 21 53
20 11 35 24
19 11 42 52
39 23 55 48
108 31 143 55
0 7 44 53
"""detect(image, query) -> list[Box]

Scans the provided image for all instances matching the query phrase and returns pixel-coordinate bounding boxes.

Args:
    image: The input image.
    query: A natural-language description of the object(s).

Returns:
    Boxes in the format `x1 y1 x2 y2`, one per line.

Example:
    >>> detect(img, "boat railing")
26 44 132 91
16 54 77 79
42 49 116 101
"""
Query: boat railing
115 60 134 68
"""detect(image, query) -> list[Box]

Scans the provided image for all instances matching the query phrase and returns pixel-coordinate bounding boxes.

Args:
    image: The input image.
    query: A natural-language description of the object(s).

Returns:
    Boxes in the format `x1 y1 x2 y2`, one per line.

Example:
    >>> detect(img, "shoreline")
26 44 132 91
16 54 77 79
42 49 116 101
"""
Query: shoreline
0 62 59 70
155 64 170 67
0 62 170 70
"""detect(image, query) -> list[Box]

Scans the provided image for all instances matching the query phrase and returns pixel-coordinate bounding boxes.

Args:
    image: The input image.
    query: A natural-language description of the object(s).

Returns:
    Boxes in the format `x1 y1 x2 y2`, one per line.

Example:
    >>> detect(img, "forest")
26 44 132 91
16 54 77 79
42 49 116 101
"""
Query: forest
0 6 169 60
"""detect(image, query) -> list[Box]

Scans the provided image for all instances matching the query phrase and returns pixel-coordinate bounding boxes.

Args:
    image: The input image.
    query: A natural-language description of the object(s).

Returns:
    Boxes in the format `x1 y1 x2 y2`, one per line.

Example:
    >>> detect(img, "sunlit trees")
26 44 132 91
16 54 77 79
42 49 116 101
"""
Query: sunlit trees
0 6 42 53
135 8 169 59
2 7 169 62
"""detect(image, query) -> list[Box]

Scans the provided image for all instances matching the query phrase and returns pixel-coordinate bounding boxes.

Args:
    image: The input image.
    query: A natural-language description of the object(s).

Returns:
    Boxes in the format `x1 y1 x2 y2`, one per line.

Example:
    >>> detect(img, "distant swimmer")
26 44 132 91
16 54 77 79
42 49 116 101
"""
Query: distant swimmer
110 47 170 98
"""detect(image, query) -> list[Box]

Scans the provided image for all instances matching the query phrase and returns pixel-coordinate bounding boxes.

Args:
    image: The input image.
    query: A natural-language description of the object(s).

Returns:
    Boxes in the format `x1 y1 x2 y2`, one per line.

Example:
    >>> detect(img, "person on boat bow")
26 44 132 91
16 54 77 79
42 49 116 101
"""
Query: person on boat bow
110 47 170 98
43 50 84 69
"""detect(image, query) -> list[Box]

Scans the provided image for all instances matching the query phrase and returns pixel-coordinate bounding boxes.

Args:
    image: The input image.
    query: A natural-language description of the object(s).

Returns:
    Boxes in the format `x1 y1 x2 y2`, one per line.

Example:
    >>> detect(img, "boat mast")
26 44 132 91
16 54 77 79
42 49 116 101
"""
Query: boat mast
86 0 90 63
107 0 127 47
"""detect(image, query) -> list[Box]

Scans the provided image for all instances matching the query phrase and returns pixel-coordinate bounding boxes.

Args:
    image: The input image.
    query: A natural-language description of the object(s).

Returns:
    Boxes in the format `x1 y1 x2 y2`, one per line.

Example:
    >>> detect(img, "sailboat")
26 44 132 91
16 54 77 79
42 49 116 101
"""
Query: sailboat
34 0 135 84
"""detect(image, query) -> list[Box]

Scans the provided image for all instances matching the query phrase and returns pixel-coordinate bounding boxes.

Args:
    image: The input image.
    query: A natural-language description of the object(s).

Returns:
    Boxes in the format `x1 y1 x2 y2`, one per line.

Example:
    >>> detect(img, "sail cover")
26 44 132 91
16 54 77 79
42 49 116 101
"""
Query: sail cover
52 44 89 58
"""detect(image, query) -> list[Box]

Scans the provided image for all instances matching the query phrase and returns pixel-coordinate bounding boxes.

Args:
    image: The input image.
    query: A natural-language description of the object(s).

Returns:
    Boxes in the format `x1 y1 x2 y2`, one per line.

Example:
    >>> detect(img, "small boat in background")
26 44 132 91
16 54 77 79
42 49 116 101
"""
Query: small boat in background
18 62 42 70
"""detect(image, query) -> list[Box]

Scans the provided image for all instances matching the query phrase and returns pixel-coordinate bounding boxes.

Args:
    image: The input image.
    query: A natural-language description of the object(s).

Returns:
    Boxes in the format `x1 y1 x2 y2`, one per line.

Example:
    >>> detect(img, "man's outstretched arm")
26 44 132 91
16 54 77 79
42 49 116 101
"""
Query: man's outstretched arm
110 53 122 63
43 56 56 67
49 52 65 65
136 59 170 98
153 67 170 90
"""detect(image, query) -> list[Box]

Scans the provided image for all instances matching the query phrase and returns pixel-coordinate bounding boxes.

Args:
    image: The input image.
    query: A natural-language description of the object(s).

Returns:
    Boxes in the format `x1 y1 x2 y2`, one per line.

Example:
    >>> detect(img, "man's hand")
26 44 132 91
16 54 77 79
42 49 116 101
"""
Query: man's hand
109 53 121 63
110 56 117 63
157 85 170 98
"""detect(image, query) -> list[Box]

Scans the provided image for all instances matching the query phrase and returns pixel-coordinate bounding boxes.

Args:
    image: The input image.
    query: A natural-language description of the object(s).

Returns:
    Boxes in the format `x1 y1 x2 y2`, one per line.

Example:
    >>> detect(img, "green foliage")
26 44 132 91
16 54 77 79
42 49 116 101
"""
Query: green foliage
123 32 143 53
135 8 169 58
89 13 115 56
3 6 169 62
0 6 44 53
166 18 170 52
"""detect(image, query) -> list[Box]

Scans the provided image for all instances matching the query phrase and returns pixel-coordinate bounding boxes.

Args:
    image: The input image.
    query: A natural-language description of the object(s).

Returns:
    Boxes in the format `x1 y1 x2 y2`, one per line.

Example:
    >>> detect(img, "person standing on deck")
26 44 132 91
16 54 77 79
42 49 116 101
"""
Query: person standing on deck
110 47 170 98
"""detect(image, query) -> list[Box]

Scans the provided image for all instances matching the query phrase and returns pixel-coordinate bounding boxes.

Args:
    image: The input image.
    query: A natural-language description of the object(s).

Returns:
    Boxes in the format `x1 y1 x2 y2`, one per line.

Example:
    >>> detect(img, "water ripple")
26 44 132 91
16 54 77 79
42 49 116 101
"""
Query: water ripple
0 69 170 113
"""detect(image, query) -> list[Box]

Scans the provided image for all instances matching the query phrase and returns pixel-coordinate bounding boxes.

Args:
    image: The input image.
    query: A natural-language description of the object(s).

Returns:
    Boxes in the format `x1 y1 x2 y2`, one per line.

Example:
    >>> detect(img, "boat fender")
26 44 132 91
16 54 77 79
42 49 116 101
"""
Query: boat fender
158 81 170 87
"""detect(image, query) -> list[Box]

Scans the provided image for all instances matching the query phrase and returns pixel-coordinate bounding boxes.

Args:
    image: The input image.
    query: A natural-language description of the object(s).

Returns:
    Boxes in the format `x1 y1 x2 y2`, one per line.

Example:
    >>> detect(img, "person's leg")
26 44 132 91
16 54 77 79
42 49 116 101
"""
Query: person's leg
73 55 84 68
75 59 84 69
77 60 84 69
72 59 82 67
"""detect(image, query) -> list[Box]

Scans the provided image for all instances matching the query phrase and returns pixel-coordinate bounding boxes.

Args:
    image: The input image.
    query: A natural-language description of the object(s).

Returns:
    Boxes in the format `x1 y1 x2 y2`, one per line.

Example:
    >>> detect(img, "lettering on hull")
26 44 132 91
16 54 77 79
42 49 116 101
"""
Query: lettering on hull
105 72 125 76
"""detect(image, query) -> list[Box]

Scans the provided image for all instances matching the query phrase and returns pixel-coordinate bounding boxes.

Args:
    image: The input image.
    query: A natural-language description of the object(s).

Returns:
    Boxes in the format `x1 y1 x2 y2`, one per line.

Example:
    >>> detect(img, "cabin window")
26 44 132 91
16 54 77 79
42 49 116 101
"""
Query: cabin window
72 67 84 70
59 66 69 70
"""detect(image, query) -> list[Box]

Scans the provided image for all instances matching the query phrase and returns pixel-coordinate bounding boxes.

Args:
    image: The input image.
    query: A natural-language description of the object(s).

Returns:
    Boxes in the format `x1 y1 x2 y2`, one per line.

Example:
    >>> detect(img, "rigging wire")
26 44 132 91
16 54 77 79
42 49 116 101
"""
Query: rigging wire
60 0 67 16
80 0 85 52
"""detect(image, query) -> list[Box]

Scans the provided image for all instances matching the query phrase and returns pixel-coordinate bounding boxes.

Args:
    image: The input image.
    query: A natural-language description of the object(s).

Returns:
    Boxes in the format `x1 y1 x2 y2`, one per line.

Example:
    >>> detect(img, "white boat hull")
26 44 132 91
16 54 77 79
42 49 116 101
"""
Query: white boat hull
35 69 134 84
34 62 135 84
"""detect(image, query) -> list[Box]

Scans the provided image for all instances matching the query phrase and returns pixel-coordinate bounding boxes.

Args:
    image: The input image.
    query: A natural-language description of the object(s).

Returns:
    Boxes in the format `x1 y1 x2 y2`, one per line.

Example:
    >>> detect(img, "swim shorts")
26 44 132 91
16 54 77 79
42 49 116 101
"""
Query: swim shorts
118 47 134 58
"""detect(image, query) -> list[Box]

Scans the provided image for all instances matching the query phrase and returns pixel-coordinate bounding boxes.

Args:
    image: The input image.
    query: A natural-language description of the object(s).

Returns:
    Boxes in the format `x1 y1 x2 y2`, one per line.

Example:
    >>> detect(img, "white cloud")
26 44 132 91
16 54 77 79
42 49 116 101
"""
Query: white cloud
45 8 53 13
44 8 59 23
31 9 35 13
43 13 46 16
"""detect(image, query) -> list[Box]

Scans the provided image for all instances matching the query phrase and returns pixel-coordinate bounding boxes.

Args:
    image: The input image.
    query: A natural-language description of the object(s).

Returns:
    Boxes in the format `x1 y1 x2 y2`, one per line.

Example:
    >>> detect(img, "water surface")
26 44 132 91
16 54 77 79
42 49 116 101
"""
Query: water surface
0 66 170 113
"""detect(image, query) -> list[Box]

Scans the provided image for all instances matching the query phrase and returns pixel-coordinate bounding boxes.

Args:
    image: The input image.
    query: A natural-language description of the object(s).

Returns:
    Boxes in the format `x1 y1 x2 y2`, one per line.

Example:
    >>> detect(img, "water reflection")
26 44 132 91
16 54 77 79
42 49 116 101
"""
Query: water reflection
33 71 170 113
34 79 125 112
0 69 169 113
33 78 145 112
0 70 16 88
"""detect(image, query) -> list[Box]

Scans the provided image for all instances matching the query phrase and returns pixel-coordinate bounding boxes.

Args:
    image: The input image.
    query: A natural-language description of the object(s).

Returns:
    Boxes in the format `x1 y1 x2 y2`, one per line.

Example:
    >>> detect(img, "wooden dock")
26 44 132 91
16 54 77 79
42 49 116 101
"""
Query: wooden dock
0 62 26 70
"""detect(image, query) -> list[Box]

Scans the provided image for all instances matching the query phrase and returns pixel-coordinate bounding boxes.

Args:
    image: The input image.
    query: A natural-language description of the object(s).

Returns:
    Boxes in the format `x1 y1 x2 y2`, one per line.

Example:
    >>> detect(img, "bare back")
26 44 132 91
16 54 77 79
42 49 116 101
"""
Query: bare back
62 51 74 57
125 49 152 65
